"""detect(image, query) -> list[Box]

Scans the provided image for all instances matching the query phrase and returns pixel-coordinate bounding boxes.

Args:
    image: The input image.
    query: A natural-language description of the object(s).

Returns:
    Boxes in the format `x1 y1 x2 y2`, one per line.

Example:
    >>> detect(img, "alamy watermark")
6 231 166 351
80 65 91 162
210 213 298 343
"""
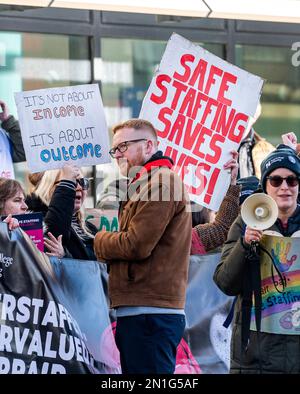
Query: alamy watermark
95 162 206 213
291 42 300 66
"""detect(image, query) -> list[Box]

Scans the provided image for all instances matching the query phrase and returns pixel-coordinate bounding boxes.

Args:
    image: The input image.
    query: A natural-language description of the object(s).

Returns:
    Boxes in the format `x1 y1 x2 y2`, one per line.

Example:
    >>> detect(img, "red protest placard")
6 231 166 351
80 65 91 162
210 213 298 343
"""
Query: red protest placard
140 33 263 210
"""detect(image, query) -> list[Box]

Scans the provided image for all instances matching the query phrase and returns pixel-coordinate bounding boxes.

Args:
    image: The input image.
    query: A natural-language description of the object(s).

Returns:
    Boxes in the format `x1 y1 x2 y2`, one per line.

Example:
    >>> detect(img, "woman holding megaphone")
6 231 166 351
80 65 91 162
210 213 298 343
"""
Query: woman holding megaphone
214 142 300 374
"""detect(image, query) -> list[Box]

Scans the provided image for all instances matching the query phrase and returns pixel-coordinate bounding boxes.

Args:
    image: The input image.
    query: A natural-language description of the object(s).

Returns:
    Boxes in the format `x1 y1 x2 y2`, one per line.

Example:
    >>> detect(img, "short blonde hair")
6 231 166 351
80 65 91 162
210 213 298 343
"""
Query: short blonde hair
112 118 158 140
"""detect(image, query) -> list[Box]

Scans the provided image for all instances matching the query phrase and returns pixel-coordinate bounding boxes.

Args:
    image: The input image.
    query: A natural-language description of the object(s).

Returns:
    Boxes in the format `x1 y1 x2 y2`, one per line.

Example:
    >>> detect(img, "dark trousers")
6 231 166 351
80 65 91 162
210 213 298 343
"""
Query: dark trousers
115 314 185 374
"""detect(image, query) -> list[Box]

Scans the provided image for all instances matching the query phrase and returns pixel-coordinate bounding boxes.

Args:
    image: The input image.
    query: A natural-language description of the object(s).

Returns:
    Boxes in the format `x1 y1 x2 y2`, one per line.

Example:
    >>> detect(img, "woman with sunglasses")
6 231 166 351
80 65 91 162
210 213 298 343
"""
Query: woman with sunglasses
213 143 300 374
26 164 97 260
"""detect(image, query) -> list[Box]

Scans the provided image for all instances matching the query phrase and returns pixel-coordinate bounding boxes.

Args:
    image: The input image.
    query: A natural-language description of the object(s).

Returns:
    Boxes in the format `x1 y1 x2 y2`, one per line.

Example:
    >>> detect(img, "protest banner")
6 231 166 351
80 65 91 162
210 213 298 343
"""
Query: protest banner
14 84 111 173
140 33 264 210
0 221 233 374
0 223 119 374
85 208 118 232
250 234 300 335
184 253 234 373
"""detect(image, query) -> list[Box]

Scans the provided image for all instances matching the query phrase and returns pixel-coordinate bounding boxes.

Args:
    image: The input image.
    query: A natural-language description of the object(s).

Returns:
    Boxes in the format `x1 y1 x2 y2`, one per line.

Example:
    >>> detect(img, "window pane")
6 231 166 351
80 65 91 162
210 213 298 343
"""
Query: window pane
0 32 91 199
235 45 300 145
0 31 91 117
100 38 224 128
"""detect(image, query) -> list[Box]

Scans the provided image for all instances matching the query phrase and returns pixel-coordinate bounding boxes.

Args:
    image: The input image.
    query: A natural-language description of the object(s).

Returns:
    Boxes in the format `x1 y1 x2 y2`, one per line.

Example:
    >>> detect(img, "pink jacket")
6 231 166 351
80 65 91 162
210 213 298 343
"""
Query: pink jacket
191 229 206 255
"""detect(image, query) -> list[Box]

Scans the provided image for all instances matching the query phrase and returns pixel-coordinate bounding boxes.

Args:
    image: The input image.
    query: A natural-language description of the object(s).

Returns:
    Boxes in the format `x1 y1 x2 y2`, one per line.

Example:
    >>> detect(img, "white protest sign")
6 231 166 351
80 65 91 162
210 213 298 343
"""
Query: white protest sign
15 84 111 173
140 33 264 210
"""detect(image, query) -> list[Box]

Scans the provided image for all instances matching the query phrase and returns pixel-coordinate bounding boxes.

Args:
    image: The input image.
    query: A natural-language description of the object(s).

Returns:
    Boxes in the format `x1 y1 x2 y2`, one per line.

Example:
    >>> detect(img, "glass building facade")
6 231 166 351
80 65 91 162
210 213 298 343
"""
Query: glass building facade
1 7 300 204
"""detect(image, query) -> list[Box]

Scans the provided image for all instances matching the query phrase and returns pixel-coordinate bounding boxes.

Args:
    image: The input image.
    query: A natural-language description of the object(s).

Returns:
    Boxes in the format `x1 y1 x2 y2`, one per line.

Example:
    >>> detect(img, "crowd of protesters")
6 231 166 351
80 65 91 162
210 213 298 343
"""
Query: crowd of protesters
1 94 300 374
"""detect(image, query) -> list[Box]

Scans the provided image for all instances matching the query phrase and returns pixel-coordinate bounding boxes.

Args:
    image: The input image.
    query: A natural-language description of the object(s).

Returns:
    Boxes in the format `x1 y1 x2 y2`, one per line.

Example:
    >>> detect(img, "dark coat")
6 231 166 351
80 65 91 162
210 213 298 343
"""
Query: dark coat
214 206 300 373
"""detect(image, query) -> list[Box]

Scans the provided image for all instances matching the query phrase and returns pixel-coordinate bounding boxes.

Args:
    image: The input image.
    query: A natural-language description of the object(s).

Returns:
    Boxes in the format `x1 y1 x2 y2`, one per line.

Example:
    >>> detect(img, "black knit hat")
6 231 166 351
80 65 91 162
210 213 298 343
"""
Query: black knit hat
260 144 300 192
237 176 260 205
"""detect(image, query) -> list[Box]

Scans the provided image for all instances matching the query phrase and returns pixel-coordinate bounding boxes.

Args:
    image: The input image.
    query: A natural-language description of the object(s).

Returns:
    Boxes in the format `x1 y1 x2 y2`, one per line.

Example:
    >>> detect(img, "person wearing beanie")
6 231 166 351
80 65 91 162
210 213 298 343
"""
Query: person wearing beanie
260 144 300 193
213 144 300 374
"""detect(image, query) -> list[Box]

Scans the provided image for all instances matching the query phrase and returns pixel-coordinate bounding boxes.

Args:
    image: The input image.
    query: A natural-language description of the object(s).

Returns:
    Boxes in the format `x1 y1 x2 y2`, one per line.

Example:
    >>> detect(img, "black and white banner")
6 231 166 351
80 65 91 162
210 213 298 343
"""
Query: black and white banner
0 223 233 374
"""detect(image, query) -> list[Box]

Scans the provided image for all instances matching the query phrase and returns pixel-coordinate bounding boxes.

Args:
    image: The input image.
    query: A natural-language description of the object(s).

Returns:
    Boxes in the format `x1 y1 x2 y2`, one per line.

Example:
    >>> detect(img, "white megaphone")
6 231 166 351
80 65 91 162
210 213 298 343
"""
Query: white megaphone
241 193 278 230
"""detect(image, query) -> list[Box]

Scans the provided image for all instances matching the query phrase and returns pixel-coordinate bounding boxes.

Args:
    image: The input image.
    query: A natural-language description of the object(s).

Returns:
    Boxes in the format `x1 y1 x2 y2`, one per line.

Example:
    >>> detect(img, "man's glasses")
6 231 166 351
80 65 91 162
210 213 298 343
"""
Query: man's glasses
109 139 147 158
266 175 299 188
54 177 90 190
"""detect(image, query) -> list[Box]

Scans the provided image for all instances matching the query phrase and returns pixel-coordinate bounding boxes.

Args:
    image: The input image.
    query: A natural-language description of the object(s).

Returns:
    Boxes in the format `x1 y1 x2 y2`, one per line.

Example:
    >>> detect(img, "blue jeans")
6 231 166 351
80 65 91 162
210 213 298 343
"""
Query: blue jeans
115 314 186 374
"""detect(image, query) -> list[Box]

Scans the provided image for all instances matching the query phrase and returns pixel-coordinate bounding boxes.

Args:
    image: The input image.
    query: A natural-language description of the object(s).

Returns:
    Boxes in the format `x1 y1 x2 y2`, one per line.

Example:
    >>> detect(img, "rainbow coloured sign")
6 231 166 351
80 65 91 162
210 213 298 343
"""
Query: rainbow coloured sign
250 234 300 335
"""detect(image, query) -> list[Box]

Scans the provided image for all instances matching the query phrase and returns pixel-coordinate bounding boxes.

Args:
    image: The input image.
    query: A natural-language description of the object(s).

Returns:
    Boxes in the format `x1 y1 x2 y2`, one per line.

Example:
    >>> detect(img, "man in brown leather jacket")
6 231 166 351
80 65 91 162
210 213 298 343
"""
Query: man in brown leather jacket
94 119 191 374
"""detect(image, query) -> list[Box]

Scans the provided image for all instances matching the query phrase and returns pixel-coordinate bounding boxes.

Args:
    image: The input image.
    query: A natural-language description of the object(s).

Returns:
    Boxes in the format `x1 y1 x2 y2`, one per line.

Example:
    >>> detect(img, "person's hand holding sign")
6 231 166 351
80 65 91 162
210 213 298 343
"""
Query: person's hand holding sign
223 150 238 185
59 163 80 183
3 214 19 230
